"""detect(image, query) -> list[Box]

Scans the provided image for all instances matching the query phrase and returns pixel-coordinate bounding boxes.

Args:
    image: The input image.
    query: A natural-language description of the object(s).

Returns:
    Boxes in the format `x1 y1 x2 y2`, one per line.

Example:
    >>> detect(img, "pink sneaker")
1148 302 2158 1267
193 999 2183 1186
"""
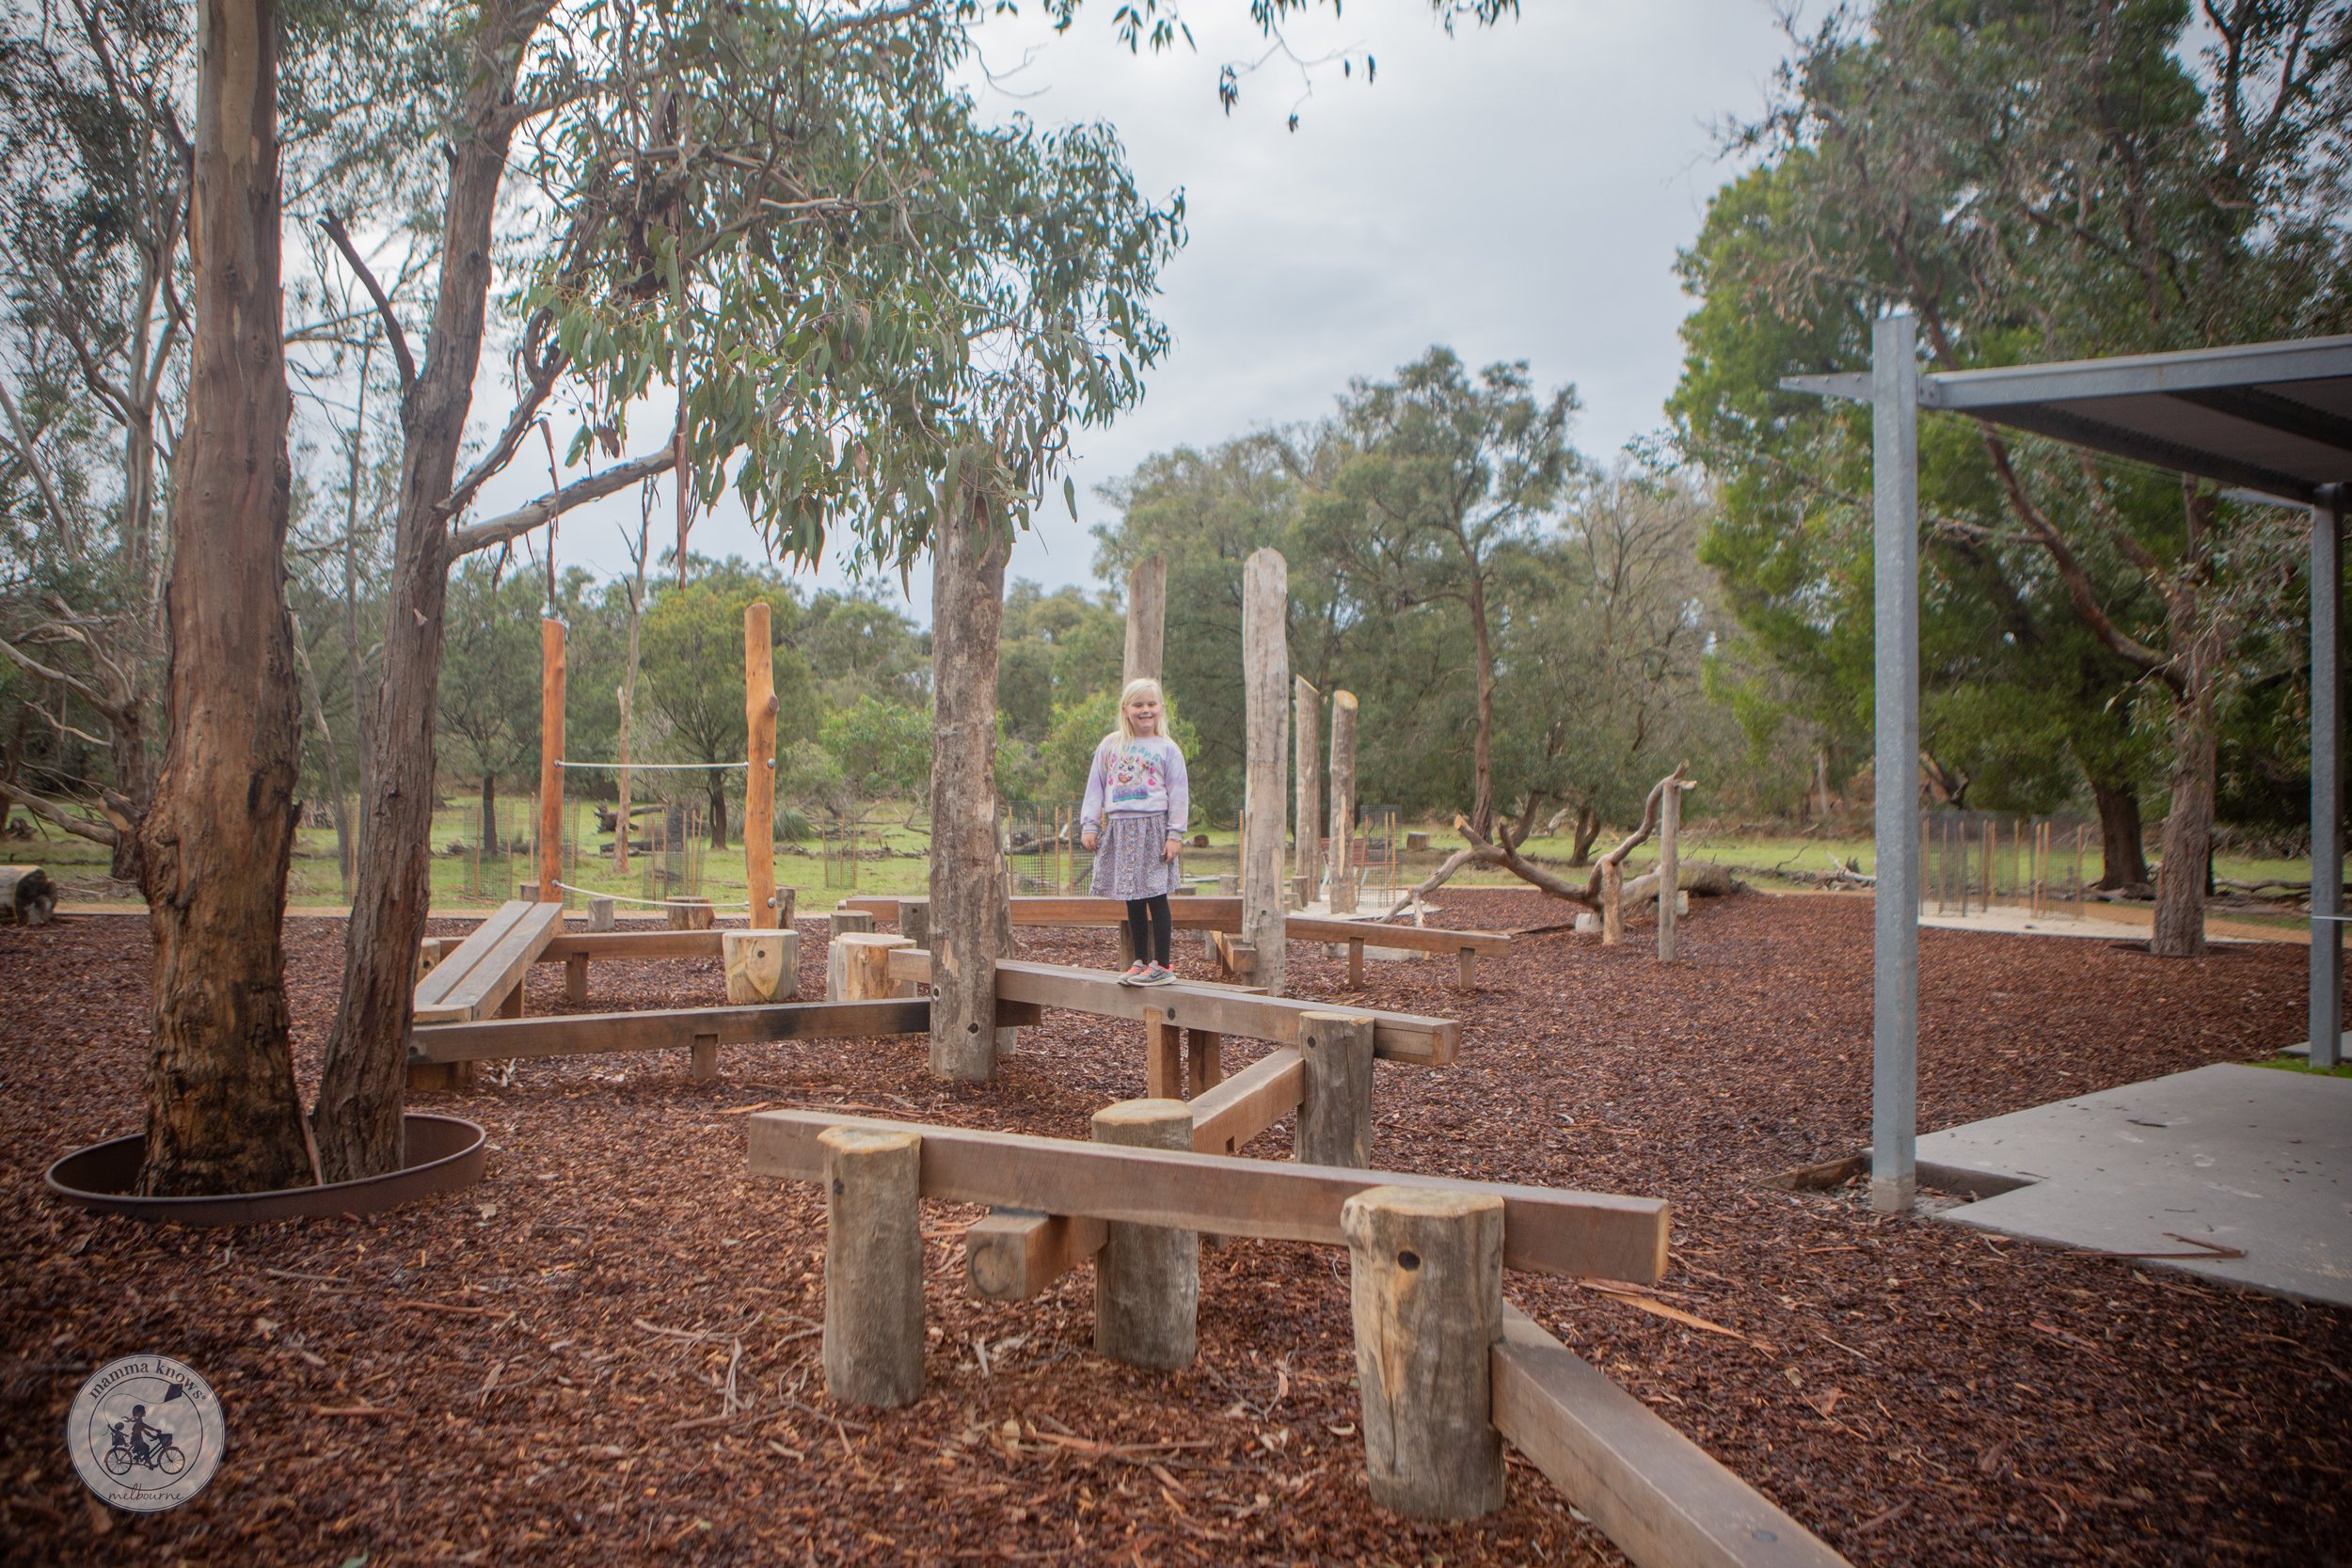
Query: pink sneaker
1118 961 1151 986
1135 963 1176 987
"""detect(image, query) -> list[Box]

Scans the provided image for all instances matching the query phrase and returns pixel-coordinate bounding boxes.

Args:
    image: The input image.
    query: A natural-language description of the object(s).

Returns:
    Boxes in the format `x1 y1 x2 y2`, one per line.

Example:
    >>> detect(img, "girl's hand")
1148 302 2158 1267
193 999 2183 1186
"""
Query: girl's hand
1082 828 1098 851
1162 833 1182 863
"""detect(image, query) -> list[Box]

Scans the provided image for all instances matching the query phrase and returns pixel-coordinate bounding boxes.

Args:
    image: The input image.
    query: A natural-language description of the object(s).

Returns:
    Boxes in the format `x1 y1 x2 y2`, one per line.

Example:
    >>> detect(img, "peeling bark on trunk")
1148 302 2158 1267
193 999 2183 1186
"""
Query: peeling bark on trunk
134 0 312 1196
2152 687 2217 958
928 484 1015 1082
312 4 550 1181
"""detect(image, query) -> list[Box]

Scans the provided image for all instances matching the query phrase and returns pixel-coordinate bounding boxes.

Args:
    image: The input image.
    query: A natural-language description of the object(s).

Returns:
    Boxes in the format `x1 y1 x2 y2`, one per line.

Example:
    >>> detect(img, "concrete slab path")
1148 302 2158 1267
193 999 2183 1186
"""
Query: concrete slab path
1916 1062 2352 1307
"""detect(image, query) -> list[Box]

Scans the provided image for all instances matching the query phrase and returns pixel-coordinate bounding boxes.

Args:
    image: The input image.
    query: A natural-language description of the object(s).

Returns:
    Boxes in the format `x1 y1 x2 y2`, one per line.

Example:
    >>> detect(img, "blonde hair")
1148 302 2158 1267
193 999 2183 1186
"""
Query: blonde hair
1111 677 1167 743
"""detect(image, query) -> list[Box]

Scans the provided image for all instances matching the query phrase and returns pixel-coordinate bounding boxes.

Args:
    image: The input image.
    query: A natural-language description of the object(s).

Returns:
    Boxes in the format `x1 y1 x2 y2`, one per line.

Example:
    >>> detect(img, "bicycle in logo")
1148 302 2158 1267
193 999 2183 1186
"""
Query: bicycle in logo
102 1404 186 1481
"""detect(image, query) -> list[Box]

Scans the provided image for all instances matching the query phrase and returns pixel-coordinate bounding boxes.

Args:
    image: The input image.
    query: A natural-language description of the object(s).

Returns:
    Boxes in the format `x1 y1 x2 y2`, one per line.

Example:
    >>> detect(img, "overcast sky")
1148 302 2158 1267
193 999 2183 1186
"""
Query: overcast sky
480 0 1796 619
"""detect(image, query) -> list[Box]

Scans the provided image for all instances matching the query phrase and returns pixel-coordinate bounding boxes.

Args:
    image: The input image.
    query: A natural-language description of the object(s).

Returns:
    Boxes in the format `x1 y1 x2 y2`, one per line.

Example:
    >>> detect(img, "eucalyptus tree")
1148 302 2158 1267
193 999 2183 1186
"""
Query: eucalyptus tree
1289 346 1581 843
1676 0 2349 948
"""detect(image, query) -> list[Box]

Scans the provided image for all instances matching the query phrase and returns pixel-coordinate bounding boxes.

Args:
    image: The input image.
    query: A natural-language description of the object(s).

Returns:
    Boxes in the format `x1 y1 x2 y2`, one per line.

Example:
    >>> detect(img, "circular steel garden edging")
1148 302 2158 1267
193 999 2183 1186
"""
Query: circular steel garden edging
45 1114 487 1227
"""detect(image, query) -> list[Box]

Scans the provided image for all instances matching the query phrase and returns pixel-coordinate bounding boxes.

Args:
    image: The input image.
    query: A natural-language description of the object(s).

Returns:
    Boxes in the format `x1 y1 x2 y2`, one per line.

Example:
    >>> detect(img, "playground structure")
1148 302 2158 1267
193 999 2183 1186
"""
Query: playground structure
388 553 1851 1566
841 892 1511 990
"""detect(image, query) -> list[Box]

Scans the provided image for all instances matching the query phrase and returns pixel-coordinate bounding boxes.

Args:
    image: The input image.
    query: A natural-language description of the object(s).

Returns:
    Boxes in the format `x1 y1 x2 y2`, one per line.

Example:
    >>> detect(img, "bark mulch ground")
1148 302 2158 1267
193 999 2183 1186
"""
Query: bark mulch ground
3 891 2346 1566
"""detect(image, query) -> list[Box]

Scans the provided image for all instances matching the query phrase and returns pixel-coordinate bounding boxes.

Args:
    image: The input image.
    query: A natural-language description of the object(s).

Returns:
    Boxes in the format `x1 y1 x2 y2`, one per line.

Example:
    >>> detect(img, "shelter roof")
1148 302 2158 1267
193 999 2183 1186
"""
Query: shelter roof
1787 334 2352 503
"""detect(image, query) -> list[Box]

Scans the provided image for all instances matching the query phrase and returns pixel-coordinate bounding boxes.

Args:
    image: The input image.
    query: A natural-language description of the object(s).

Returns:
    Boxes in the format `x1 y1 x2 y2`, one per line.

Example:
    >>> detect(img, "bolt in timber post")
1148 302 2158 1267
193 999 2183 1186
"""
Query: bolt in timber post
1341 1185 1505 1519
1091 1099 1198 1369
819 1127 925 1408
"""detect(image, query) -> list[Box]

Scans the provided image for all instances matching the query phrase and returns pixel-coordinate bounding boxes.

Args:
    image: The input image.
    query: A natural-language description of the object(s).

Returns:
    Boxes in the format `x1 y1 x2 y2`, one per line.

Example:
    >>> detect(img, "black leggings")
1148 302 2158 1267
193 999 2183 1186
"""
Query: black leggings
1125 895 1172 967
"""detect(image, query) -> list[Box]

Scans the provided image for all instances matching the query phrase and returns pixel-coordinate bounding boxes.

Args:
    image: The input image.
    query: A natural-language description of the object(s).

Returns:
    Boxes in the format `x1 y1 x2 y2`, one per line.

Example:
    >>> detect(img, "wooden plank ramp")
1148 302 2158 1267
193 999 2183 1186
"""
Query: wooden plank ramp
413 900 567 1024
747 1110 1666 1282
1493 1305 1851 1568
883 950 1458 1067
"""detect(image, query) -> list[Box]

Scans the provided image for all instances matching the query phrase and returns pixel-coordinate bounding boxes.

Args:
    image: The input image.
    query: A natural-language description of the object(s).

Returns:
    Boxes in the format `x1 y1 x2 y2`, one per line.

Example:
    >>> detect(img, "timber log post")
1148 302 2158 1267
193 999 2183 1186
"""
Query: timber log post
1123 555 1166 687
819 1127 926 1408
1327 691 1358 914
1341 1185 1506 1519
1295 675 1321 898
1241 548 1289 994
1297 1011 1375 1168
743 602 780 926
1091 1099 1199 1370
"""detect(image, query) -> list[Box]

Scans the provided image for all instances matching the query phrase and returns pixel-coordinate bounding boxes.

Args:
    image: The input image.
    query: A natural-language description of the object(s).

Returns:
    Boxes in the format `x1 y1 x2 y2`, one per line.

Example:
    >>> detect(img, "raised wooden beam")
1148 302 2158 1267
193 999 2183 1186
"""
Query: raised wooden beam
748 1110 1668 1283
829 931 912 1002
537 929 727 962
414 901 532 1011
965 1209 1106 1301
1493 1305 1851 1568
1283 916 1511 956
882 952 1459 1068
410 998 929 1064
1187 1047 1302 1155
842 893 1510 957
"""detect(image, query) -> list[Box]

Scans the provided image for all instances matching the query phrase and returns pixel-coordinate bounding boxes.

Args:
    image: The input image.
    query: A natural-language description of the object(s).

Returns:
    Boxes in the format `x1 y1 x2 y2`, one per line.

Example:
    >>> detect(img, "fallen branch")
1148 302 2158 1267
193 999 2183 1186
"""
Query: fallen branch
1378 767 1692 917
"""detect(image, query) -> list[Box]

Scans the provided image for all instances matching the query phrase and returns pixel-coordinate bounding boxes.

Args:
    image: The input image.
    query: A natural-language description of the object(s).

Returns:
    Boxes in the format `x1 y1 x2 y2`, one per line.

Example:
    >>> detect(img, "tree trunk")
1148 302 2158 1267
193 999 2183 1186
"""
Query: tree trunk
313 4 548 1182
1570 803 1600 866
2089 771 2148 889
134 0 312 1196
706 768 727 849
1241 548 1289 994
1465 569 1497 842
2151 686 2216 958
480 771 498 855
928 483 1016 1081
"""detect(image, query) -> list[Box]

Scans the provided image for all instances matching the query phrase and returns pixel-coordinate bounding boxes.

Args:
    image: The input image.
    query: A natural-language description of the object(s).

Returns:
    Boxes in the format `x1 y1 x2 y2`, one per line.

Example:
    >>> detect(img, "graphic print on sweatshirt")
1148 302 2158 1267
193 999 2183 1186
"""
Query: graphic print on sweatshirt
1106 744 1167 807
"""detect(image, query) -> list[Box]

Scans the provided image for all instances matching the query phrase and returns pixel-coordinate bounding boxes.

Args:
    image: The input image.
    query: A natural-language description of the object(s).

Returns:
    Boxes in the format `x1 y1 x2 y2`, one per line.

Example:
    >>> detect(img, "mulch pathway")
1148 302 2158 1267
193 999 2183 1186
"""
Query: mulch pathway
2 891 2345 1566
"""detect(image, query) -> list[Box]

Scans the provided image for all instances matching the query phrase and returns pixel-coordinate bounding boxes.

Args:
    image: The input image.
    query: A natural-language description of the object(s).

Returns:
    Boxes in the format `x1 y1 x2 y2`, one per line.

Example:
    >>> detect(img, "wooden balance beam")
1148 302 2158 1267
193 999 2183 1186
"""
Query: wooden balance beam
408 998 926 1080
748 1109 1664 1281
882 949 1458 1067
1495 1306 1848 1568
842 895 1511 989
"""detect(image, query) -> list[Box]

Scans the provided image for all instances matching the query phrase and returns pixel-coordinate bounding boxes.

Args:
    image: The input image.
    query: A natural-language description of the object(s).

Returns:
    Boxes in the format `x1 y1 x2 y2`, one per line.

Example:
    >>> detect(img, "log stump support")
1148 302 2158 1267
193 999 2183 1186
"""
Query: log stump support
588 895 615 932
1342 1185 1506 1519
691 1028 720 1083
829 932 913 1002
1091 1098 1199 1370
820 1126 926 1408
1186 1029 1224 1097
724 928 800 1004
832 907 874 936
565 950 589 1006
1297 1011 1375 1169
1599 861 1623 946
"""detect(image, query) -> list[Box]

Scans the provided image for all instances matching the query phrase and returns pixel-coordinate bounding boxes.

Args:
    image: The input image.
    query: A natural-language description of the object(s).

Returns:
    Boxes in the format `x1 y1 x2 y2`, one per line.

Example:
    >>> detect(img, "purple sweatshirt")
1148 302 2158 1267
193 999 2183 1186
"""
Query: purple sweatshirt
1080 734 1189 835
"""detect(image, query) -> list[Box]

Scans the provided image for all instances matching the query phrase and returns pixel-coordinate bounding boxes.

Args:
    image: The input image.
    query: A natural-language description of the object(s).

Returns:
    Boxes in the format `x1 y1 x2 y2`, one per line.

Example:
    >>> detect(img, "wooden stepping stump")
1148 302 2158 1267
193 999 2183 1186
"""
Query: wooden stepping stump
723 929 800 1004
667 896 714 931
1342 1184 1505 1519
820 1127 925 1408
828 932 912 1002
1091 1099 1198 1370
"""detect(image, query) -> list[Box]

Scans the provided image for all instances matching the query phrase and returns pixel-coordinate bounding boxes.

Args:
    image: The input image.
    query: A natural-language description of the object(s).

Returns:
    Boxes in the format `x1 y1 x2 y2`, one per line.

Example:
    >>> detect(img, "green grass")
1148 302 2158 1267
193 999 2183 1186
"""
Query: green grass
2249 1054 2352 1078
8 800 2319 912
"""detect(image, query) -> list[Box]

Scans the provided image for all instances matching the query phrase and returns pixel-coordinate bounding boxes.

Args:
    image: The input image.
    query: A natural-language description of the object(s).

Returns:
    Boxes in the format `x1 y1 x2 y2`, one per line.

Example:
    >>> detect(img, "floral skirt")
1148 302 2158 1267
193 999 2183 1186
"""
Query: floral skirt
1089 812 1181 901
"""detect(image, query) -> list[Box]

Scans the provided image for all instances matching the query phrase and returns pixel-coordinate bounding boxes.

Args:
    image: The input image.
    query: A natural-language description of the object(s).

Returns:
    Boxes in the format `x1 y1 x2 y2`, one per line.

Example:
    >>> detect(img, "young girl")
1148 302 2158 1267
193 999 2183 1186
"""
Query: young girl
1080 678 1188 986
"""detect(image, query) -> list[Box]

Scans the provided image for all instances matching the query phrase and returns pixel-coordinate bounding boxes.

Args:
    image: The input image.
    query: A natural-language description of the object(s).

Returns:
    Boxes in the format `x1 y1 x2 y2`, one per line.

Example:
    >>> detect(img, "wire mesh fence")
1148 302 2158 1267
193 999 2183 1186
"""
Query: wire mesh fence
1921 809 2101 919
